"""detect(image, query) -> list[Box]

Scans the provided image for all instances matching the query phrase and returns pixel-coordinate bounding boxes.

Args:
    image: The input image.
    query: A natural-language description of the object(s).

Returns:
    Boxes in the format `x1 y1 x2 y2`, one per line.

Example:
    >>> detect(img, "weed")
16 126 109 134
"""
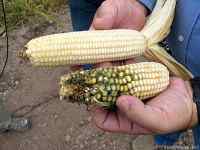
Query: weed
0 0 67 29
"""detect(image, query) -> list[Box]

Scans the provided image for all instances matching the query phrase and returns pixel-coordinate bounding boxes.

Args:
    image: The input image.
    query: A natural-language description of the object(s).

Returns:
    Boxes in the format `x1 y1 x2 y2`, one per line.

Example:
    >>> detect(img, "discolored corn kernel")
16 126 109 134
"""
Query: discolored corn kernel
98 76 103 82
125 76 132 82
119 72 124 78
124 86 129 92
111 85 117 91
109 78 115 84
125 69 130 75
122 78 127 84
106 85 111 91
102 90 108 97
119 79 123 85
108 96 113 102
115 78 119 84
96 94 101 100
127 83 133 89
103 77 109 83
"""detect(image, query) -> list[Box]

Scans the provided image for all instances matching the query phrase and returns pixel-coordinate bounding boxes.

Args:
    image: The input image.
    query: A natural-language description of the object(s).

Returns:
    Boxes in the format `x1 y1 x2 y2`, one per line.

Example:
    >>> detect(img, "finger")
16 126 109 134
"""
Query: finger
125 58 136 65
70 64 94 71
130 123 153 135
116 95 168 133
108 58 136 67
92 107 152 134
95 62 113 68
110 60 126 66
92 107 119 132
168 77 184 89
116 1 147 30
70 65 83 71
92 107 133 133
91 1 116 30
117 110 152 134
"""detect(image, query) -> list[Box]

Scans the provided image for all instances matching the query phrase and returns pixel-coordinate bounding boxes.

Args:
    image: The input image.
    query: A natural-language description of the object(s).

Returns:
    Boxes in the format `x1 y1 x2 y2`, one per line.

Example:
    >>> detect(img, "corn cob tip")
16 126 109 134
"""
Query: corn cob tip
17 47 30 62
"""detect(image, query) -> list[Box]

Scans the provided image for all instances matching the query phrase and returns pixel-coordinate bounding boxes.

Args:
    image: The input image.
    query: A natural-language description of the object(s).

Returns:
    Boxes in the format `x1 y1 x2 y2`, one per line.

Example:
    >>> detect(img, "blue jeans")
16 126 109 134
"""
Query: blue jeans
69 0 200 148
154 127 200 148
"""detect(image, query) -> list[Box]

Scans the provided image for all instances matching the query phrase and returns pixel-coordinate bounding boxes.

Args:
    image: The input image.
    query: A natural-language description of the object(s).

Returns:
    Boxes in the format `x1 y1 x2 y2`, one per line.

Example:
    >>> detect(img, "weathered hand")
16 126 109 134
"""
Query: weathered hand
91 78 198 134
90 0 147 30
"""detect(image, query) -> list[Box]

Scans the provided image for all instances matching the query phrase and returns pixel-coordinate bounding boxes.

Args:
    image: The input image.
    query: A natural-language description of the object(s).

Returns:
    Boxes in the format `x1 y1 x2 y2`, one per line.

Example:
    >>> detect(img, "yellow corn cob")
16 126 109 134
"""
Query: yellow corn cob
60 62 169 108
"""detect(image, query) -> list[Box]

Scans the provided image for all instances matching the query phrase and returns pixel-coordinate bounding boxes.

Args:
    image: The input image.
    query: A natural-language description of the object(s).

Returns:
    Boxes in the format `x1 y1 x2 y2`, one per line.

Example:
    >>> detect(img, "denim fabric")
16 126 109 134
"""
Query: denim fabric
69 0 104 31
139 0 156 11
69 0 200 147
154 132 182 145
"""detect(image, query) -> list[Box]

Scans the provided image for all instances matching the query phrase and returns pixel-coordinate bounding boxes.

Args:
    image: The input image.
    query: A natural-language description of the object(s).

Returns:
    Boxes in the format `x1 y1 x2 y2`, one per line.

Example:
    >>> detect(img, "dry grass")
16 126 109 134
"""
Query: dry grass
0 0 67 29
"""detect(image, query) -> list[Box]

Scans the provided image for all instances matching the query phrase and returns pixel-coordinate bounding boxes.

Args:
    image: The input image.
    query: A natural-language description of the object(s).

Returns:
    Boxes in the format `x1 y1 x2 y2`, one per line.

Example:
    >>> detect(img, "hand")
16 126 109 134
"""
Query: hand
91 78 198 134
90 0 148 30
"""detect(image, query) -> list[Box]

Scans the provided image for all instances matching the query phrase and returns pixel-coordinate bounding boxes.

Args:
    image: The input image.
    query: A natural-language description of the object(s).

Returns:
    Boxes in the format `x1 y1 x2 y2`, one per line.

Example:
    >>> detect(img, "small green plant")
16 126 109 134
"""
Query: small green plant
0 0 66 29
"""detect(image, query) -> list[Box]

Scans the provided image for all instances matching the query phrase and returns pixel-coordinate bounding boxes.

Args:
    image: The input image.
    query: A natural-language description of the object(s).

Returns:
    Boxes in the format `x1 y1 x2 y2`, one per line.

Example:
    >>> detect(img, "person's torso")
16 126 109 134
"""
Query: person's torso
166 0 200 76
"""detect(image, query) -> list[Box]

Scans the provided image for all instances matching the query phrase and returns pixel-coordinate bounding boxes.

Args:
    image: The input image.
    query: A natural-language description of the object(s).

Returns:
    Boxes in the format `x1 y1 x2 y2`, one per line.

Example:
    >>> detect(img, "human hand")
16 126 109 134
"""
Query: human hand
91 78 198 134
90 0 148 30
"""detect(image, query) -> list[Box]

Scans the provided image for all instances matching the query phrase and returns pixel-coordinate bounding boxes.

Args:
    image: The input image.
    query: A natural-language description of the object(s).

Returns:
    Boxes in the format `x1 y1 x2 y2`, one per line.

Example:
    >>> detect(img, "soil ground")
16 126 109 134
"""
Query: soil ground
0 5 194 150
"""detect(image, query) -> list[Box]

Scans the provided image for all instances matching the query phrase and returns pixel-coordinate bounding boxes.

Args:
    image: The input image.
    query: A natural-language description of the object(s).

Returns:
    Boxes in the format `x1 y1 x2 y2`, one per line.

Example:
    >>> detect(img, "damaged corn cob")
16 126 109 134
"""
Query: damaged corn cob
60 62 169 108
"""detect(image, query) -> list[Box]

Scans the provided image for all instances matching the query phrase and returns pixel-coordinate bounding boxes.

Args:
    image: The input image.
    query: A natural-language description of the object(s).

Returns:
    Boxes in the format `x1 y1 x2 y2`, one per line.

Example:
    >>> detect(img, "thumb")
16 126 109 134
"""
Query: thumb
91 1 116 30
116 96 167 133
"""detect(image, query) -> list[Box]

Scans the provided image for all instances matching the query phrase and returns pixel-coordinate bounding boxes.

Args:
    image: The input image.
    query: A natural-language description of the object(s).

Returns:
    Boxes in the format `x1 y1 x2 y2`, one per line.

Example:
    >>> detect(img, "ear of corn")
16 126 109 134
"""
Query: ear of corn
59 62 169 108
21 30 147 67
